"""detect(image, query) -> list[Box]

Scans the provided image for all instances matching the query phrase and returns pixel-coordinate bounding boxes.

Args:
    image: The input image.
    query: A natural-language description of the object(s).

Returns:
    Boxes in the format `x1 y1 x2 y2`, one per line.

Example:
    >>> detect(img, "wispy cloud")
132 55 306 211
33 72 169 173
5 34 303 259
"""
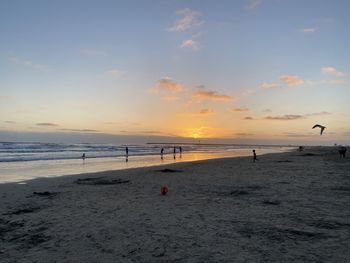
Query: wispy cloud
36 122 59 127
245 0 263 10
244 112 331 121
306 111 331 116
230 108 250 112
104 69 124 76
264 114 304 120
104 122 119 125
282 132 313 137
80 48 107 56
300 27 317 33
199 109 213 114
119 130 172 136
180 39 199 50
59 128 100 132
321 67 345 77
186 109 215 117
280 75 304 86
4 121 16 124
193 90 232 101
10 57 49 70
326 79 347 85
235 132 254 136
261 82 280 89
162 95 178 101
151 78 184 93
168 8 203 32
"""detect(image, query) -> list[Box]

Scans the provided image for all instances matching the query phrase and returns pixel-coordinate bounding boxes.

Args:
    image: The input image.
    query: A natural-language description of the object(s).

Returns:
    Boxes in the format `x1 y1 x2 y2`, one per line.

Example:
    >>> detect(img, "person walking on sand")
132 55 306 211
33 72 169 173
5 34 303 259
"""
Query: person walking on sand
338 146 347 158
253 149 258 162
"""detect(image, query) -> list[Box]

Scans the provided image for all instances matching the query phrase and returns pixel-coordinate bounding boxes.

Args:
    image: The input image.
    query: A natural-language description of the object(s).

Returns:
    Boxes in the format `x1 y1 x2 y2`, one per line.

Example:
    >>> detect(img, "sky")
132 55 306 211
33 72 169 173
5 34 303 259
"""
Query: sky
0 0 349 144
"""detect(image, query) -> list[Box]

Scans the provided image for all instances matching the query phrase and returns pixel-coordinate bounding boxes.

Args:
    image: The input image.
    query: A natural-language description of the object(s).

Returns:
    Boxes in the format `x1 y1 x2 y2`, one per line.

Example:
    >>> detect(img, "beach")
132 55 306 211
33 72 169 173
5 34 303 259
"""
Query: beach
0 146 349 262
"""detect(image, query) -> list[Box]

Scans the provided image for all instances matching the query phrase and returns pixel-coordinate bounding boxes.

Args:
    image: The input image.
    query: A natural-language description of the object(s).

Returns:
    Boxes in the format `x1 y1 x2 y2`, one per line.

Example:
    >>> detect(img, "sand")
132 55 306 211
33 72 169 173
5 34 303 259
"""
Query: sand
0 147 349 262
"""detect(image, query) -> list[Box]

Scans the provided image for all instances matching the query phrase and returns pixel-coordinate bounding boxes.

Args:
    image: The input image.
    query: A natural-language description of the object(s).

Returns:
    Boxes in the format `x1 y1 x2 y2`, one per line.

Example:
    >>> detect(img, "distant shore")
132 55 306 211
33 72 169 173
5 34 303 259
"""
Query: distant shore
0 146 349 262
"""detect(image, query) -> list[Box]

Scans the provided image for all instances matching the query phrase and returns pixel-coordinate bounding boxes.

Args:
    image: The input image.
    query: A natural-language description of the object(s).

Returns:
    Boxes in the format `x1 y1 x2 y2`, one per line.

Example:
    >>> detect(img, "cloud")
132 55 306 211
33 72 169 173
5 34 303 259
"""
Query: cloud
243 112 330 122
137 131 161 134
301 27 317 33
59 128 100 132
261 82 280 89
306 112 331 116
264 114 304 120
80 48 107 56
162 96 178 101
263 109 272 113
36 122 59 127
4 121 16 124
193 90 232 101
168 8 203 32
280 75 304 86
282 132 313 137
245 0 263 10
321 67 345 77
105 69 124 76
119 130 171 136
230 108 250 112
151 78 184 93
10 57 48 70
199 109 214 115
235 132 254 136
326 79 347 85
180 39 199 50
186 109 214 117
104 122 119 125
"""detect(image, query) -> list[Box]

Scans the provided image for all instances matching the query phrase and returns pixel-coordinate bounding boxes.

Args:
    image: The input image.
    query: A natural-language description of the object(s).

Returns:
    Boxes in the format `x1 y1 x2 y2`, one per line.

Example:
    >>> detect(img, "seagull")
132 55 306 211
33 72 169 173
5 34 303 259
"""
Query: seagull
312 124 326 135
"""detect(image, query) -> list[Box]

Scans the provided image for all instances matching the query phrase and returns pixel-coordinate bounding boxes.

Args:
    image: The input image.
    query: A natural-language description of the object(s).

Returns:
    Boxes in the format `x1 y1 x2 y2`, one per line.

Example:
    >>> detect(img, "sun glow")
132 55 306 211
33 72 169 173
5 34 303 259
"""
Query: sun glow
192 132 200 139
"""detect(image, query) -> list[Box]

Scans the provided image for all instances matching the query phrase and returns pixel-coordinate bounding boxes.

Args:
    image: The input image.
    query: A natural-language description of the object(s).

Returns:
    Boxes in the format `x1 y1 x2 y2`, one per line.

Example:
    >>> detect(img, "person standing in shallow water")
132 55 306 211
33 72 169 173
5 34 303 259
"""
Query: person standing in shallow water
161 148 164 159
125 147 129 157
253 149 258 162
173 147 176 159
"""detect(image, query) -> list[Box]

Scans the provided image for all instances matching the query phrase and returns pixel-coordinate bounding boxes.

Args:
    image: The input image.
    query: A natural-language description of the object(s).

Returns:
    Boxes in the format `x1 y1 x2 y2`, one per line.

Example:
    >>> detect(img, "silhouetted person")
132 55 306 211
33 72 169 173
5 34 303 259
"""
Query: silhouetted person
298 146 304 152
179 146 182 154
338 146 347 158
161 148 164 159
82 153 86 160
126 147 129 157
173 147 176 159
253 149 258 162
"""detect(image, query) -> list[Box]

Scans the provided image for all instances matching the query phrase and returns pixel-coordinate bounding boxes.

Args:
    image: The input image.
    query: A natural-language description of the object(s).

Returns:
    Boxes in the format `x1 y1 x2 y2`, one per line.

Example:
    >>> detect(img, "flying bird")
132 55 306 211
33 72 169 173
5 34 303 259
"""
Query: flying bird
312 124 326 135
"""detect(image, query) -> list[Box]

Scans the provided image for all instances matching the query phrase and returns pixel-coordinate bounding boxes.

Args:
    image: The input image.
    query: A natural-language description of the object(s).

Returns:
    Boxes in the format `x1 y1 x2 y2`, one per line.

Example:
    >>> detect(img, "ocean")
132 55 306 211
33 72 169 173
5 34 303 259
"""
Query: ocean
0 142 293 183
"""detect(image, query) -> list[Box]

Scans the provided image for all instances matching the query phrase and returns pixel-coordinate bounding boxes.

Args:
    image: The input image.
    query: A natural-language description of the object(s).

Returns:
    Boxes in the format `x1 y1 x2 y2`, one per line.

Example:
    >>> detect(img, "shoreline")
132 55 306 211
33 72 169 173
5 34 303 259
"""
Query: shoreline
0 147 292 184
1 146 349 262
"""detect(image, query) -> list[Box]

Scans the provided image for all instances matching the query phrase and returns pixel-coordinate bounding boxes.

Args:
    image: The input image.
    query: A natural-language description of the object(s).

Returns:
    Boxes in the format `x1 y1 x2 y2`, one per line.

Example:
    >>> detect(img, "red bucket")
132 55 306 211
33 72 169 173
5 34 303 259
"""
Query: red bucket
161 186 168 195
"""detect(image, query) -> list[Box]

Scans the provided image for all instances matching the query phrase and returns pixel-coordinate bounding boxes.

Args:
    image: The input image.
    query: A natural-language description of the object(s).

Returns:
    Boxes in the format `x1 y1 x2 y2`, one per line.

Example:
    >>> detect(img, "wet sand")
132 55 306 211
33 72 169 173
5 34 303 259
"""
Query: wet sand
0 147 349 262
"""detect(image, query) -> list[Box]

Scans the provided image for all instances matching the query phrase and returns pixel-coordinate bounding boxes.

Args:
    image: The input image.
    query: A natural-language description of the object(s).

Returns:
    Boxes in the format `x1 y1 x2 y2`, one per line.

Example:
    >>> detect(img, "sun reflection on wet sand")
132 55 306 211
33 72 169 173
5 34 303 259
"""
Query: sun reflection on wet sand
0 148 292 183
